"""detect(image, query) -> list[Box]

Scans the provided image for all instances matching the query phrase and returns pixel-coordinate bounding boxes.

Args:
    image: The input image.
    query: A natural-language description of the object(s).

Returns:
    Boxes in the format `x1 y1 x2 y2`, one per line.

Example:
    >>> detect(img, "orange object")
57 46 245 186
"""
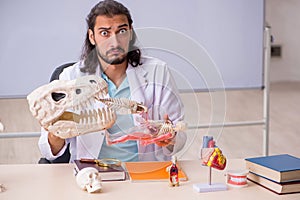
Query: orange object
124 161 188 182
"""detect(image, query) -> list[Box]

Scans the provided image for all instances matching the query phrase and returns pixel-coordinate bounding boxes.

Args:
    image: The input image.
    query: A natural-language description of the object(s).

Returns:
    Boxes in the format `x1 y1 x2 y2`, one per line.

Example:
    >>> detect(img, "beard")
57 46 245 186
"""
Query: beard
96 47 127 65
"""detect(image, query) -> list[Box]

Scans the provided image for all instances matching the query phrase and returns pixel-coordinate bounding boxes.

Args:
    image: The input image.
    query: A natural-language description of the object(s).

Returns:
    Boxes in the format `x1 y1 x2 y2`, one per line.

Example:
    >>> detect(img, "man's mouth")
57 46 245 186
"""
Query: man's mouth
107 48 124 55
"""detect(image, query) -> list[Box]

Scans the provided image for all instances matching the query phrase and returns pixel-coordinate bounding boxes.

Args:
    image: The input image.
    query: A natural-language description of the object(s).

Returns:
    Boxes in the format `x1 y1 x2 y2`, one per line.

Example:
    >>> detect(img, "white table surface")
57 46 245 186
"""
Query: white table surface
0 159 299 200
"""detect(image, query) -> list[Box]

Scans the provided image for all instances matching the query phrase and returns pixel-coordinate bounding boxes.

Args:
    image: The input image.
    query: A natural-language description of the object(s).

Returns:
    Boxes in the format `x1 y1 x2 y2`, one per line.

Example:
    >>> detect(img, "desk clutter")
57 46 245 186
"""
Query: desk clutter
2 159 300 198
72 136 233 194
245 154 300 194
73 156 186 193
124 158 187 183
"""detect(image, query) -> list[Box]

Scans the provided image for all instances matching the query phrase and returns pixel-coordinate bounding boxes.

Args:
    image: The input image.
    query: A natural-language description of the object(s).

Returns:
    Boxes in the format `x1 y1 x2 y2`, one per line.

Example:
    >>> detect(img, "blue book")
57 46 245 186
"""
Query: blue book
245 154 300 183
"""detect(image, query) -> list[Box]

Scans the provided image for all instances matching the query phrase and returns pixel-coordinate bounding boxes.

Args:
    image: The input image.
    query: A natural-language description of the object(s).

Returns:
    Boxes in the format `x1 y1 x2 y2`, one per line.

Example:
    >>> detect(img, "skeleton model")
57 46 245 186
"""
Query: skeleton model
76 167 102 193
27 75 146 139
27 75 115 139
106 118 186 146
99 97 147 115
27 75 184 145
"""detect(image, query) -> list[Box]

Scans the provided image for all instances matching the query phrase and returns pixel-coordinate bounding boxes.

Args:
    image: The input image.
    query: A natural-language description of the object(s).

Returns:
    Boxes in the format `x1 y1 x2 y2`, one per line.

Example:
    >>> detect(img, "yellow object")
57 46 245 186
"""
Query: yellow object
79 158 122 168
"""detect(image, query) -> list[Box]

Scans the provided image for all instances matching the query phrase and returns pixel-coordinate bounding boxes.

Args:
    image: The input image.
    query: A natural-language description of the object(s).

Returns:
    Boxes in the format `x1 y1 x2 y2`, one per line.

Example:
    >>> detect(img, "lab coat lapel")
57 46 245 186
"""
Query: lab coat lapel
126 65 148 104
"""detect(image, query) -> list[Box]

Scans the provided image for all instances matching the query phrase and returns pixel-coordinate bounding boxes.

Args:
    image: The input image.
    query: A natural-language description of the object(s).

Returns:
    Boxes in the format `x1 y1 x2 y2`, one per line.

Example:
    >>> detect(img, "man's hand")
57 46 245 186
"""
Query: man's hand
48 132 65 155
155 114 176 147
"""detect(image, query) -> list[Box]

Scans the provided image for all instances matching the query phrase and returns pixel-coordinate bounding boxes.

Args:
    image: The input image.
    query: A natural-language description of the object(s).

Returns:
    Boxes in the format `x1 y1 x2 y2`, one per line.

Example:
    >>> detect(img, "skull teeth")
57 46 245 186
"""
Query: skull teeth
55 93 116 126
56 106 115 127
77 107 115 125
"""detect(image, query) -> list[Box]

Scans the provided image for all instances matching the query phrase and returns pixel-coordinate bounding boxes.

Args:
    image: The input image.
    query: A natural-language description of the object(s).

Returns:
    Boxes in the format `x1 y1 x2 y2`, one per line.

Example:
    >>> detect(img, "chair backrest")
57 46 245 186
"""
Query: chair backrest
50 62 76 82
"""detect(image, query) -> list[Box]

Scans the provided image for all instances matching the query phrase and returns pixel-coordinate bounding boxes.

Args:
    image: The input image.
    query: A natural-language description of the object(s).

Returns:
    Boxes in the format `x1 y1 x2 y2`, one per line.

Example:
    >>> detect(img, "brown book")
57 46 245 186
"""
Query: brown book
74 159 126 181
248 172 300 194
124 161 188 182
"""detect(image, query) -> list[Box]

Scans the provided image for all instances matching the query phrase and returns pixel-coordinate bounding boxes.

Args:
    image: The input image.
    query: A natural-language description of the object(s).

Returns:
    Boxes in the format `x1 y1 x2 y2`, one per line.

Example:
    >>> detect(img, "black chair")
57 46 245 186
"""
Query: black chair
49 62 76 82
38 62 75 164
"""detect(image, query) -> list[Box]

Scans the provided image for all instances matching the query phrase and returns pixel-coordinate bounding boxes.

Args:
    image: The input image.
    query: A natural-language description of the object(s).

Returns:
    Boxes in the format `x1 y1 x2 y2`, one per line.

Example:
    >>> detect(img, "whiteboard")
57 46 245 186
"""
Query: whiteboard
0 0 265 97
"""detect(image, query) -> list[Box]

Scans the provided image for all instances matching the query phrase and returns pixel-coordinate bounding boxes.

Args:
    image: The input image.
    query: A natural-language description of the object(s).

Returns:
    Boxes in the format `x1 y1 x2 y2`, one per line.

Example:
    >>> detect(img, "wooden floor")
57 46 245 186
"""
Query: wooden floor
0 81 299 164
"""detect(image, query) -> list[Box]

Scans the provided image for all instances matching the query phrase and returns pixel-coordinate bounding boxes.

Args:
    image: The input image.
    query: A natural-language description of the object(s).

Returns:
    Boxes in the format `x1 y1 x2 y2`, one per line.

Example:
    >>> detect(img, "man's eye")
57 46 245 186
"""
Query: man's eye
100 31 109 36
119 29 127 34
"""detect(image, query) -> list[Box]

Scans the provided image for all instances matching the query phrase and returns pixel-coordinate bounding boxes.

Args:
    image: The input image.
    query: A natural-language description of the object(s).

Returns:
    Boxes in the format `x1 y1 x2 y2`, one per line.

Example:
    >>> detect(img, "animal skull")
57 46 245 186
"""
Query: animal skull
76 167 102 193
27 75 116 139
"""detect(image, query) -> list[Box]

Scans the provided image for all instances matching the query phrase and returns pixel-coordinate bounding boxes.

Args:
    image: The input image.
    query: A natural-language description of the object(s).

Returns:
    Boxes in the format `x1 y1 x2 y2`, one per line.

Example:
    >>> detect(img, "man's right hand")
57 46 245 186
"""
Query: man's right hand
48 132 65 156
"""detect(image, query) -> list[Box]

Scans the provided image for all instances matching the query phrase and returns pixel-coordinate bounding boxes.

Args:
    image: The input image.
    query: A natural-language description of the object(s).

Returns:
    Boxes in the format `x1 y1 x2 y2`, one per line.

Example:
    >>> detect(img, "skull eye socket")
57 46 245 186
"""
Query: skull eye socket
76 89 81 94
51 92 66 102
89 80 96 84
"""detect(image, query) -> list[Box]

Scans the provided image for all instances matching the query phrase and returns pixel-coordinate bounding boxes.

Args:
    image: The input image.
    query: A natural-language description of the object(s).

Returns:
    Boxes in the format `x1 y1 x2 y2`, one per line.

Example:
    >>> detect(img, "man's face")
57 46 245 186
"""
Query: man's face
88 14 132 65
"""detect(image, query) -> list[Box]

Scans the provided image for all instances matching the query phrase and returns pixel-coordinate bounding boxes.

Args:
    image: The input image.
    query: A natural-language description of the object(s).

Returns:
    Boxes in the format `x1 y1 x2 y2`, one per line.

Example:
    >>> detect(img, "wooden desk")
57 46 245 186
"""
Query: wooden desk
0 159 299 200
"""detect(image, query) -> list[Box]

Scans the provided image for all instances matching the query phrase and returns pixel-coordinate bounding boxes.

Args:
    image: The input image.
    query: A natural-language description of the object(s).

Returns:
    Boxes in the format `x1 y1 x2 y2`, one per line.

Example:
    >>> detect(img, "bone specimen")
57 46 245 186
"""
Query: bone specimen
76 167 102 193
27 74 185 144
99 98 148 114
106 118 186 146
27 75 116 139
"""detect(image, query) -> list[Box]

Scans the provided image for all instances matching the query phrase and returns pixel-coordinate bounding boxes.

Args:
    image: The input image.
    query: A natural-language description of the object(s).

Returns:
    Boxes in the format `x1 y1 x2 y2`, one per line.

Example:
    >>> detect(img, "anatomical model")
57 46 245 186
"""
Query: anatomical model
105 117 186 146
27 75 146 139
200 136 226 170
167 156 179 187
27 75 185 145
76 167 102 193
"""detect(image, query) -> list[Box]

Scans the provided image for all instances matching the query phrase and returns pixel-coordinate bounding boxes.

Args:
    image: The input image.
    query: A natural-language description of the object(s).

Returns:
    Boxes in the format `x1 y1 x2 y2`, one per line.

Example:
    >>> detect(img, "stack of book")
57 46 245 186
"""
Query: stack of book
245 154 300 194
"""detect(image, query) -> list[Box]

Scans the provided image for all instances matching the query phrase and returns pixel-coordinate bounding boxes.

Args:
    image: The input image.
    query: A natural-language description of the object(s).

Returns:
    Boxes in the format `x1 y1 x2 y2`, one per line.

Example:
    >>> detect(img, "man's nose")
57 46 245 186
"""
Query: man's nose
108 33 119 47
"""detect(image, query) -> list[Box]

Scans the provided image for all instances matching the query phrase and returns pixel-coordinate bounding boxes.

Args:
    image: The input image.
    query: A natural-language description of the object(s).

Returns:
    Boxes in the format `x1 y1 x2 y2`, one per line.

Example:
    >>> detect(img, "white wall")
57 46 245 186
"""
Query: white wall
266 0 300 82
0 0 264 98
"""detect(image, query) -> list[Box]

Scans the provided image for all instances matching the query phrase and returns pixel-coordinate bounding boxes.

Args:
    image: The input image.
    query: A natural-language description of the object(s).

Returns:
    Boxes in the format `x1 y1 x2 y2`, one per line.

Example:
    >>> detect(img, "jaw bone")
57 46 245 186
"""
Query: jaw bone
48 106 116 139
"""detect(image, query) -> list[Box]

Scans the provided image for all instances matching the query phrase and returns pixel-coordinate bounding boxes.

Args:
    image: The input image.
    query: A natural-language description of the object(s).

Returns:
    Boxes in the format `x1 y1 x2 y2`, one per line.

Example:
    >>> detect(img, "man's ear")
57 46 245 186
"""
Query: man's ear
88 29 95 45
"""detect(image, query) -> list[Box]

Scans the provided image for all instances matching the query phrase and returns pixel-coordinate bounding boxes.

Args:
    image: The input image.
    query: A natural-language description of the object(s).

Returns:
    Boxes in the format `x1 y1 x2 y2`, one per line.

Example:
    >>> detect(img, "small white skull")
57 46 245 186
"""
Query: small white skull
76 167 102 193
0 121 4 132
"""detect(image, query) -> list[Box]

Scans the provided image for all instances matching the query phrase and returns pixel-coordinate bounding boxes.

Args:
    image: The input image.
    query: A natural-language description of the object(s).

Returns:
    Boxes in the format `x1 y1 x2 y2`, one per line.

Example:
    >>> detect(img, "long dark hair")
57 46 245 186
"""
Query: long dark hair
80 0 142 74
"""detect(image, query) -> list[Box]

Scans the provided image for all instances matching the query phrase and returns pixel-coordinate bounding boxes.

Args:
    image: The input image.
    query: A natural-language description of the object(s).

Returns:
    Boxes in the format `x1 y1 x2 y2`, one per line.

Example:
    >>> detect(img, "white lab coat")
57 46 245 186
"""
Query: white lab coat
38 56 186 162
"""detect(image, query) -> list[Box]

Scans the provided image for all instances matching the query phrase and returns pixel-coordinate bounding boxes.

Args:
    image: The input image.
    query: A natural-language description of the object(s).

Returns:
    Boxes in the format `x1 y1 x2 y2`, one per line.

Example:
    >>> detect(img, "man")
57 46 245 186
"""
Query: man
39 0 186 162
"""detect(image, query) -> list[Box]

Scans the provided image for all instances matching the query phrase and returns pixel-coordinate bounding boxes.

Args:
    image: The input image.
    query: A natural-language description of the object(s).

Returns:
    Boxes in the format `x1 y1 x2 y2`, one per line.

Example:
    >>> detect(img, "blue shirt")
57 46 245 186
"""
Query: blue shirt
98 73 138 162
